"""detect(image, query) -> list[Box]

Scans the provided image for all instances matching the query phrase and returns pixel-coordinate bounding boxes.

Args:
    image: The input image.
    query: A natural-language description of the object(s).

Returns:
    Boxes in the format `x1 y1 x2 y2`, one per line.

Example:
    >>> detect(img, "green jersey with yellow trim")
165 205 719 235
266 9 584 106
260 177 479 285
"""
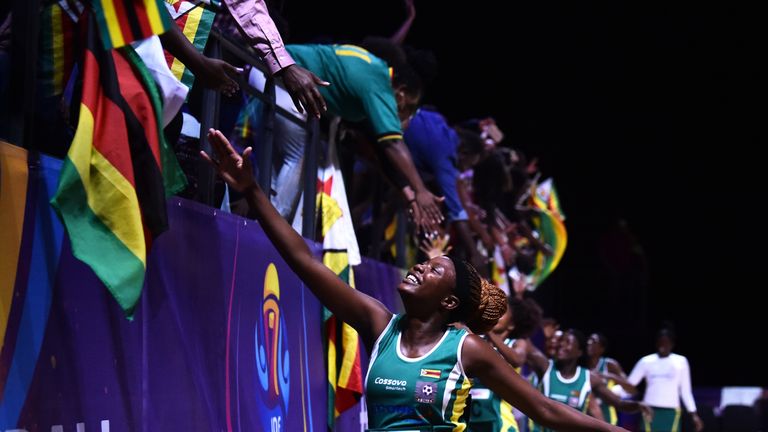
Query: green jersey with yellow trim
286 44 402 140
596 357 618 425
468 337 519 432
531 360 592 432
365 314 472 431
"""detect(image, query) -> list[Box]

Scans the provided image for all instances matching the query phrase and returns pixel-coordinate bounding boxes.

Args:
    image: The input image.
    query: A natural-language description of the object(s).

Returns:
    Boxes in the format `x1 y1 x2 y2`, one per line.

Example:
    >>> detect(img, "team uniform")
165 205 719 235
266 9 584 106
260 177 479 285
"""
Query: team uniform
595 357 619 425
530 360 592 432
365 314 472 431
468 338 519 432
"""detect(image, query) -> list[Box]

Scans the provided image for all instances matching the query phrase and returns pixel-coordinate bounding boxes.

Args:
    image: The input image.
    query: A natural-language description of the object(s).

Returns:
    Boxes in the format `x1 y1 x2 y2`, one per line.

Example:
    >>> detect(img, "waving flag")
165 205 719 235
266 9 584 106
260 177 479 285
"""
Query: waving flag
91 0 172 49
163 0 217 90
530 178 567 287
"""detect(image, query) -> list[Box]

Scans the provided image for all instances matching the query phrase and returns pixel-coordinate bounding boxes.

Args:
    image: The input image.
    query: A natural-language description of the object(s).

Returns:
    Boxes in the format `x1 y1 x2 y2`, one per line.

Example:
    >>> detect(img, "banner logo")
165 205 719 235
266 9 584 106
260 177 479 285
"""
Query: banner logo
255 264 290 411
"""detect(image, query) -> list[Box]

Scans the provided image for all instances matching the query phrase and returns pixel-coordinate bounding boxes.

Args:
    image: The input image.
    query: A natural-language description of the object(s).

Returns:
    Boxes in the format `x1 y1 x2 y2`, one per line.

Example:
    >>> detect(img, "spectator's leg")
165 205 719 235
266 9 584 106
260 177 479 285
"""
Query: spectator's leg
271 115 306 221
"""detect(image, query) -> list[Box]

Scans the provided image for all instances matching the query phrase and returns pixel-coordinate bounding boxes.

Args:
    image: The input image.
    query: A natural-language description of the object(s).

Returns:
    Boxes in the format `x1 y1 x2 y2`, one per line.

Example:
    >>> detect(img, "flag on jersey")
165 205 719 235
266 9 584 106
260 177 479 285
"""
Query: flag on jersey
51 17 185 317
91 0 172 49
529 178 567 287
163 0 217 90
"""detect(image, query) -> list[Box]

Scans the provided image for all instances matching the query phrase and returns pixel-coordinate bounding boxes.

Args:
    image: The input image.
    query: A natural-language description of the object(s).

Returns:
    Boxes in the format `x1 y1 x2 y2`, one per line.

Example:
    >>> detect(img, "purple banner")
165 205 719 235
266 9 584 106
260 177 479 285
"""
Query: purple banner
1 147 406 432
5 198 327 431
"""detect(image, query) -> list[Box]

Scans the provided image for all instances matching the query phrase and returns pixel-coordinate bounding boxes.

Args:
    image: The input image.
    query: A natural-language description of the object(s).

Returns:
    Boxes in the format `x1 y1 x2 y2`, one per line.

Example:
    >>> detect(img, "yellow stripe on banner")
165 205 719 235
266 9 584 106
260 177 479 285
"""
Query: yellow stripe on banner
450 377 472 432
100 0 125 48
68 107 146 266
51 5 64 94
0 142 28 350
144 0 166 34
334 49 371 64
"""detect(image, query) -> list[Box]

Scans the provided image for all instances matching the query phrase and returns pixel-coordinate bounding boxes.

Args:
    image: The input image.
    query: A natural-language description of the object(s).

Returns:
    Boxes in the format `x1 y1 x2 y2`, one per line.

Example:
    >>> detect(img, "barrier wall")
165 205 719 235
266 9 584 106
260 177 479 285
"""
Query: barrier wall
0 144 403 431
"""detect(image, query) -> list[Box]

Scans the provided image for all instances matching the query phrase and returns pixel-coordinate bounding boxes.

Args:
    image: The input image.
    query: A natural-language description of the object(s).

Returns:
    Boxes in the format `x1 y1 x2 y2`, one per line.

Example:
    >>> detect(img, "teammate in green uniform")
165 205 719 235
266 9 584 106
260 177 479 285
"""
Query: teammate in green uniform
587 333 634 425
202 129 633 431
527 329 653 432
470 297 543 432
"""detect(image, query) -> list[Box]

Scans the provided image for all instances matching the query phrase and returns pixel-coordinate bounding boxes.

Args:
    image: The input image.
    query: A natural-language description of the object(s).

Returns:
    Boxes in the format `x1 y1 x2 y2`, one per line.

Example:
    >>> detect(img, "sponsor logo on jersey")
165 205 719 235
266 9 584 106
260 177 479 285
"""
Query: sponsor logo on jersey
374 376 408 391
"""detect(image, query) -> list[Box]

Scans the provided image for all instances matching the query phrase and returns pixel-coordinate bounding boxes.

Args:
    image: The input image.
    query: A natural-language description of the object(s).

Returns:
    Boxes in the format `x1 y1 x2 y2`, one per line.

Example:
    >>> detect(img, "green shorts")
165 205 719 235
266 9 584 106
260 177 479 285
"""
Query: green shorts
643 407 681 432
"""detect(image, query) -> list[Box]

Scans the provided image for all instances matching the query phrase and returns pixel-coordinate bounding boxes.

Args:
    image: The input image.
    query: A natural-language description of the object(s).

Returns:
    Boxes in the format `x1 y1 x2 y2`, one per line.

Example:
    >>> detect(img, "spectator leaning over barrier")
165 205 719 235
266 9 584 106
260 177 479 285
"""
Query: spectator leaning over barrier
237 38 444 232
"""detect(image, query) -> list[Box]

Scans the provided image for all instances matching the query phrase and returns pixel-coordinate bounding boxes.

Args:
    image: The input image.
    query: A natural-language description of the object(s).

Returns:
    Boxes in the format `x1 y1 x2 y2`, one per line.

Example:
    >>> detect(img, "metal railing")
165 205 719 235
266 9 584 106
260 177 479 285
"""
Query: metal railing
205 31 320 240
202 32 403 260
4 7 399 257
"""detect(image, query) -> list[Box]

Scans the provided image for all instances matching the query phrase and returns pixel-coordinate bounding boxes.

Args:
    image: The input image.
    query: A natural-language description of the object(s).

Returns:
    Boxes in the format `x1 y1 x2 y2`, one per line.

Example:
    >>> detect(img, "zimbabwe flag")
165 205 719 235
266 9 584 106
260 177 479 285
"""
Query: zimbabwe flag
163 0 217 90
91 0 172 49
318 168 363 426
322 251 363 425
51 16 185 317
38 2 83 97
529 178 567 287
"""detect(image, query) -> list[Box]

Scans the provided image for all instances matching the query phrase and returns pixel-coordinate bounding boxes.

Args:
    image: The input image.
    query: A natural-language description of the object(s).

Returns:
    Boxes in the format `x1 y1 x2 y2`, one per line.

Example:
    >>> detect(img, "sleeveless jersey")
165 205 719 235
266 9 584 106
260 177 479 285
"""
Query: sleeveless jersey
468 337 519 432
365 315 472 431
596 357 618 425
531 360 592 432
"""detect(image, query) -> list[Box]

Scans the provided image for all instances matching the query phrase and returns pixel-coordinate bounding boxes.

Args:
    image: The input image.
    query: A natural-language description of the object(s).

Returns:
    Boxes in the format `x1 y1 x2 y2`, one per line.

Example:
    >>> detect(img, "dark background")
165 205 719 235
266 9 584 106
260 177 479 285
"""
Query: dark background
279 0 763 386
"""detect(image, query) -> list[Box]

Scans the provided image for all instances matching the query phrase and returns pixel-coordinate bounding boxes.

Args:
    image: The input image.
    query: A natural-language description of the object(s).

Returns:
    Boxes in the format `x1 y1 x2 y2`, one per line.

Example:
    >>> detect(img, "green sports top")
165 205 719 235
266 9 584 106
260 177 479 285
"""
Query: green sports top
365 314 472 431
596 357 618 425
285 44 402 141
531 360 592 432
468 337 520 432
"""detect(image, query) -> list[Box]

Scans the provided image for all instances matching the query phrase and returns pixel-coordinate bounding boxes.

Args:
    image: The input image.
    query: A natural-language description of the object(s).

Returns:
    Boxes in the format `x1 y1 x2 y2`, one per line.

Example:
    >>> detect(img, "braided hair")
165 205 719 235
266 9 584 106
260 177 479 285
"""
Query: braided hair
452 260 507 333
